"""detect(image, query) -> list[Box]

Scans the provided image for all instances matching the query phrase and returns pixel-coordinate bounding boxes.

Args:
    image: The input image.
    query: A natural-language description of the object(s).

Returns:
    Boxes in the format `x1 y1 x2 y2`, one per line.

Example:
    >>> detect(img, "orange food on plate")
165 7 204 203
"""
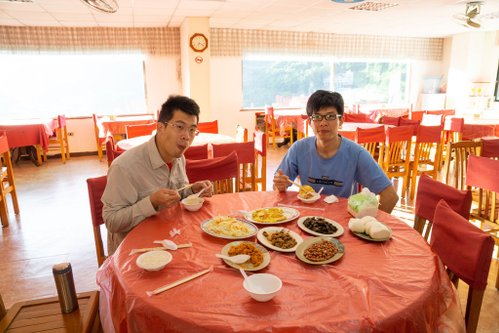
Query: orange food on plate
228 243 263 266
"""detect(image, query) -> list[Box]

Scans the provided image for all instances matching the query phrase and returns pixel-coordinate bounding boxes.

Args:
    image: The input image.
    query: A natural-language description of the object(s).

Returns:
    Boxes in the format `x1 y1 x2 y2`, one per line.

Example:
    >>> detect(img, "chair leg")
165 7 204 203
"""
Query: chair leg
465 288 485 333
0 196 8 227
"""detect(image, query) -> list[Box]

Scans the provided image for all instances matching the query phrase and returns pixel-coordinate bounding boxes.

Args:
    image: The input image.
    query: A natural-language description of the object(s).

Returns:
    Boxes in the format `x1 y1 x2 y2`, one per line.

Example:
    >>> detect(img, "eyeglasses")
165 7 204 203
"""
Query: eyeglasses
310 113 342 122
162 121 199 136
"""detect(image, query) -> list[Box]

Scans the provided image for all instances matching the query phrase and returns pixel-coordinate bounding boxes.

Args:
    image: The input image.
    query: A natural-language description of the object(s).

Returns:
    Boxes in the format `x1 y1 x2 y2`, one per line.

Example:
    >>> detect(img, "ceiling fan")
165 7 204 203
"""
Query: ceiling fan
80 0 118 14
453 1 499 29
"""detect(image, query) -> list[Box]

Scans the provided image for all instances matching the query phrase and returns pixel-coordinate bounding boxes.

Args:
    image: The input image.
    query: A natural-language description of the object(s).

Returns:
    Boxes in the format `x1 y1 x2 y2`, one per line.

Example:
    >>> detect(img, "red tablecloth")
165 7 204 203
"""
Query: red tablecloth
0 118 58 151
100 115 155 136
116 133 236 152
96 191 464 333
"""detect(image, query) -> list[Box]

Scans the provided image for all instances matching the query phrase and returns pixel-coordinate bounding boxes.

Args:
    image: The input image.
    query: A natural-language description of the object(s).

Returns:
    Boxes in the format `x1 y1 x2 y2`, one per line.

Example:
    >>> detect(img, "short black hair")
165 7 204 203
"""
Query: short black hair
158 95 200 123
306 90 344 117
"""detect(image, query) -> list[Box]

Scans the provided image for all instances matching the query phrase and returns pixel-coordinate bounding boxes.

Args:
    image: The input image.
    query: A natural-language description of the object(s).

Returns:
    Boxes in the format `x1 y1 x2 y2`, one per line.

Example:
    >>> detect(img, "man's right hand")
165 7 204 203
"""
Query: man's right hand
150 188 181 210
273 169 290 192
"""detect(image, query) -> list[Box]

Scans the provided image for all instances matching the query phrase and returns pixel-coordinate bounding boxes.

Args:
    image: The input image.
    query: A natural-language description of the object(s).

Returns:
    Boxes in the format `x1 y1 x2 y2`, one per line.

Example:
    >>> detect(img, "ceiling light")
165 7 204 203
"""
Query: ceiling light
80 0 119 14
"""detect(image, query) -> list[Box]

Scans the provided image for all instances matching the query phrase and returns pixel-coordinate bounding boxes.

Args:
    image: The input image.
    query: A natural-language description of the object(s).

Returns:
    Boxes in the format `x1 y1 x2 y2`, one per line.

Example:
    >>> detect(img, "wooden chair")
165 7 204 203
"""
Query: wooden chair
409 125 443 200
265 106 293 149
186 151 239 194
399 117 420 135
355 125 386 163
466 155 499 290
236 125 248 142
430 199 494 333
92 114 106 161
409 110 425 121
0 292 5 320
197 120 219 134
381 126 413 198
213 142 256 191
0 132 19 223
480 138 499 159
44 115 70 163
414 174 472 241
184 144 209 160
87 176 108 267
0 291 101 333
105 135 124 167
444 140 482 190
254 130 267 191
0 181 6 227
125 122 157 139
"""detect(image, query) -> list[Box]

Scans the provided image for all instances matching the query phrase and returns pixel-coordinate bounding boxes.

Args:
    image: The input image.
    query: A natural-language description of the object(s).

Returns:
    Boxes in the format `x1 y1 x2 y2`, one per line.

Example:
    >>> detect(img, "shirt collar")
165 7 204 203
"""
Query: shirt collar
147 135 177 170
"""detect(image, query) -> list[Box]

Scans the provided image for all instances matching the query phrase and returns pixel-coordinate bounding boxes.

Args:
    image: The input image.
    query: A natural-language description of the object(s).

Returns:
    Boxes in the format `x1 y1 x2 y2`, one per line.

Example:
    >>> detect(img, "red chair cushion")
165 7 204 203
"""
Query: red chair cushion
186 151 238 183
343 113 374 123
380 116 400 126
399 118 420 135
430 199 494 290
184 144 208 160
466 154 499 193
481 138 499 158
356 125 386 144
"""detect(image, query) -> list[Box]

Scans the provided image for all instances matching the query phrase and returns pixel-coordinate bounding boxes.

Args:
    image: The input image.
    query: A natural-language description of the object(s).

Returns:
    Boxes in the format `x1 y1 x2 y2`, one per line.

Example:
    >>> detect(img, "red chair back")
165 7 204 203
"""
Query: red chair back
480 138 499 159
399 118 420 135
386 125 413 143
197 120 219 134
184 144 208 160
444 117 464 132
410 110 425 121
212 142 254 164
0 131 9 154
105 135 124 167
380 116 400 126
356 125 386 144
186 151 238 183
343 113 373 123
87 176 107 228
125 122 156 139
415 125 442 143
466 155 499 193
415 174 472 223
431 199 494 288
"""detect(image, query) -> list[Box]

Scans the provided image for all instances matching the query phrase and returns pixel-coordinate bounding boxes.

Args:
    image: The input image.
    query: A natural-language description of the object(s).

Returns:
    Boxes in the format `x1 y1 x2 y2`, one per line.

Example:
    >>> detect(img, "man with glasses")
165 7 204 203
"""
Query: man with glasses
102 95 213 255
273 90 398 214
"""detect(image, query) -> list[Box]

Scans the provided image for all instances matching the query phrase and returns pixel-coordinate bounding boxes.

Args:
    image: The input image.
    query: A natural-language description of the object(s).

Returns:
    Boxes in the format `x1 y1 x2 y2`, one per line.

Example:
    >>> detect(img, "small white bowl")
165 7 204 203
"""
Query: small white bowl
136 250 172 271
181 197 205 212
297 192 321 204
243 273 282 302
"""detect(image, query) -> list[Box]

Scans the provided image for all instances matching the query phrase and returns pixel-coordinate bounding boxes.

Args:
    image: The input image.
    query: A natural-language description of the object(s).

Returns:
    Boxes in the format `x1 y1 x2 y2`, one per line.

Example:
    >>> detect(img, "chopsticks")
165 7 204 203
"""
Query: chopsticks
146 266 213 296
287 179 303 188
177 184 193 192
129 243 192 255
277 203 325 211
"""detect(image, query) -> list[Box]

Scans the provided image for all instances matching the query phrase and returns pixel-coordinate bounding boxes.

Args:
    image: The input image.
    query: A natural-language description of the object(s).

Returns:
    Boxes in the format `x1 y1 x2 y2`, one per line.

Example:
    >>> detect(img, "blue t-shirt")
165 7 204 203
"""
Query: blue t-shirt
277 136 391 198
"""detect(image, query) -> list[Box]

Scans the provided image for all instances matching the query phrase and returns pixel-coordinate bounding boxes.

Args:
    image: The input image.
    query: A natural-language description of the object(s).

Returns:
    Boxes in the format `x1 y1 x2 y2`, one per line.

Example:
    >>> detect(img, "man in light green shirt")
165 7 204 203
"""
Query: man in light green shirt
102 95 212 254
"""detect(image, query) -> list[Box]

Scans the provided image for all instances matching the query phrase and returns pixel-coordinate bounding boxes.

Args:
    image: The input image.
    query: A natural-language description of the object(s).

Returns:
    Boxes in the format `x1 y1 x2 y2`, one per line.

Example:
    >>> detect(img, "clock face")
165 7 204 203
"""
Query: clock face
189 33 208 52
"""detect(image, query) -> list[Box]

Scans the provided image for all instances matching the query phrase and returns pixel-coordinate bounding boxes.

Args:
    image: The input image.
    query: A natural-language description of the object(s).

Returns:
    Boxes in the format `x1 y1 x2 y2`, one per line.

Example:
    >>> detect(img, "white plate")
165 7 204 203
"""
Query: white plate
220 241 271 271
136 250 172 271
295 237 345 265
201 217 257 240
243 207 300 225
257 227 303 252
297 216 344 238
351 222 392 242
297 192 321 204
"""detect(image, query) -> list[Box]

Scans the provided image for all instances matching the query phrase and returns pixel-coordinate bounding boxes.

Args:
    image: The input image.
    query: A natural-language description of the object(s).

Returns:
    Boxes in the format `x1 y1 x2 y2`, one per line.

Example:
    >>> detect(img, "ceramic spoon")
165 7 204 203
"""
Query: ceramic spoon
153 239 178 250
216 253 250 264
187 187 206 199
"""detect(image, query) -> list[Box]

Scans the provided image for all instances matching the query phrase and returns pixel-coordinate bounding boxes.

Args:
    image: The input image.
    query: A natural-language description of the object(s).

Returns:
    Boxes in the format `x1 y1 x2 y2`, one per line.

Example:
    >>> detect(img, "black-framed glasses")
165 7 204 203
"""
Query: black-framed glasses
310 113 342 122
162 121 199 136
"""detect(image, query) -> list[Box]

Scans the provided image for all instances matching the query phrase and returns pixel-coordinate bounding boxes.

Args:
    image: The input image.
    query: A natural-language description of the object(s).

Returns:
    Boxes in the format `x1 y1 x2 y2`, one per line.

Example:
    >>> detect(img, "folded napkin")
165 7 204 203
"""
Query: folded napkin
324 194 339 204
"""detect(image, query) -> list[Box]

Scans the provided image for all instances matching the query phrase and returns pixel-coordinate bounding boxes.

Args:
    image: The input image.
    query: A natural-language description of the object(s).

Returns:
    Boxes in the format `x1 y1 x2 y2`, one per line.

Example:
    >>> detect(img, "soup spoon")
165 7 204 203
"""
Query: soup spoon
187 187 206 199
216 253 250 264
317 187 324 195
153 239 178 250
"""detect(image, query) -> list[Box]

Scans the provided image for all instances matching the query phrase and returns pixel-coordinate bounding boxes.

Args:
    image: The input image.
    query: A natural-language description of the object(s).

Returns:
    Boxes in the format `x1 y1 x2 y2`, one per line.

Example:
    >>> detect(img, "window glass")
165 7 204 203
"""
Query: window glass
242 54 409 109
0 53 146 119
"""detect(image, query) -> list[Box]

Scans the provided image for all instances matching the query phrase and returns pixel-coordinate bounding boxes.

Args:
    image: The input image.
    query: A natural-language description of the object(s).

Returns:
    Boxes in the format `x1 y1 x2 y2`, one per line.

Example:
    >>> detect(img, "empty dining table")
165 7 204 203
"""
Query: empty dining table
96 191 464 333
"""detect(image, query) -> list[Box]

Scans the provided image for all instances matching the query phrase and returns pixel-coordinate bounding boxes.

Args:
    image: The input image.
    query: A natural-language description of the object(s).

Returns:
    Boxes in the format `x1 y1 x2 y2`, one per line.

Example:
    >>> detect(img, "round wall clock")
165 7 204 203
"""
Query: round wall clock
189 33 208 53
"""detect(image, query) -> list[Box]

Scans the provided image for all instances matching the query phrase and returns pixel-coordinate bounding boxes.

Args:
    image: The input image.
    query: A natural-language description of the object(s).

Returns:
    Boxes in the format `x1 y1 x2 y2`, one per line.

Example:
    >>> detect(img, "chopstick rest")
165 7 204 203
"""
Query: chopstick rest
129 243 192 255
146 266 213 296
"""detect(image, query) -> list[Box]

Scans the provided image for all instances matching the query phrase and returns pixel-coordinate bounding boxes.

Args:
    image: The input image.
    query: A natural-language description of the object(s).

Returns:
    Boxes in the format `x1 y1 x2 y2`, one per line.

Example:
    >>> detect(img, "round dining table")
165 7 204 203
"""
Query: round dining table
96 191 464 333
116 132 236 151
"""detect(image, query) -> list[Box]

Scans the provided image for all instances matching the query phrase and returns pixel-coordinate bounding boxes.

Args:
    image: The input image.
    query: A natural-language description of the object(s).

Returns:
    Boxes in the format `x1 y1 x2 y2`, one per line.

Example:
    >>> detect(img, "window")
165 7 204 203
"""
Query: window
242 54 410 109
0 53 146 119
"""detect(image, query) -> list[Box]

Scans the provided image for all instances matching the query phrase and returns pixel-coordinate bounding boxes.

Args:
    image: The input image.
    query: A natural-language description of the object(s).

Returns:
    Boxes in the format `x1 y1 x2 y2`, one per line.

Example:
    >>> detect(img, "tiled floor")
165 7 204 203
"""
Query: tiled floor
1 147 498 332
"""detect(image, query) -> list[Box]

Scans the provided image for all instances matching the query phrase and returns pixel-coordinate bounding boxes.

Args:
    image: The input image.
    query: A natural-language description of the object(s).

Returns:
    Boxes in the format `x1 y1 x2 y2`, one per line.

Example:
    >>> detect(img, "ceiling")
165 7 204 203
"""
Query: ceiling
0 0 498 38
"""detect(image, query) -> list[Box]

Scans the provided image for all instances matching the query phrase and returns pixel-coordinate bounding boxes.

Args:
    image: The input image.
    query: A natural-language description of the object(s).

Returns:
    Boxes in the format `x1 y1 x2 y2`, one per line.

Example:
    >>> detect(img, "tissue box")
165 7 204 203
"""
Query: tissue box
348 188 378 218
